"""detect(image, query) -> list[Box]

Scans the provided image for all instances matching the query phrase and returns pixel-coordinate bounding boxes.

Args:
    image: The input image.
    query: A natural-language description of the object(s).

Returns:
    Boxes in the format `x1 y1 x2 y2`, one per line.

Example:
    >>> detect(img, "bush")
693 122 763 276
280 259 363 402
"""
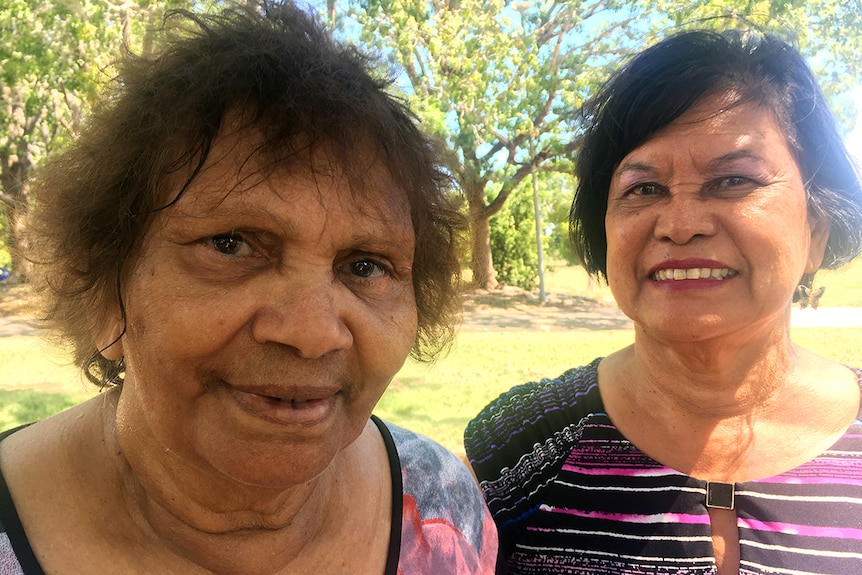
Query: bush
489 190 539 289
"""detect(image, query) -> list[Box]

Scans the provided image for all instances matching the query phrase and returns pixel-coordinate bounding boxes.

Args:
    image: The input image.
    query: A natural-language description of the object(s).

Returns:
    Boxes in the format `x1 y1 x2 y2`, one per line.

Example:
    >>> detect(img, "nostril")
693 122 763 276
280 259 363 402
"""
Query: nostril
251 304 353 358
654 204 714 245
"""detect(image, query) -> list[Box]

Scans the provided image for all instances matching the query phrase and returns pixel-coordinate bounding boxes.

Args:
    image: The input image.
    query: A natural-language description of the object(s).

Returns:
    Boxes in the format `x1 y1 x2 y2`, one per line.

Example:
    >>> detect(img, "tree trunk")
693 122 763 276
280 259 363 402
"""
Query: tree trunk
468 203 498 290
5 203 31 282
1 150 32 282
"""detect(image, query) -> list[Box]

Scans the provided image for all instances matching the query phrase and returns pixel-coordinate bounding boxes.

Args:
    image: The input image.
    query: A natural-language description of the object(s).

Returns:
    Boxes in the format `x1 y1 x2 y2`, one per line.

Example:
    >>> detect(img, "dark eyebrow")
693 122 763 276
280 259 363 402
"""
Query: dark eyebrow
707 150 765 169
615 150 766 177
613 161 656 178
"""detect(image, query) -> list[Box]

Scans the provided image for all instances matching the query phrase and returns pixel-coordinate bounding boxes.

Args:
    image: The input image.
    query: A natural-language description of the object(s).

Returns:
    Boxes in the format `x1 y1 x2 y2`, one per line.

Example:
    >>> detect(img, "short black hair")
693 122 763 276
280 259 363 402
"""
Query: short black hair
571 29 862 280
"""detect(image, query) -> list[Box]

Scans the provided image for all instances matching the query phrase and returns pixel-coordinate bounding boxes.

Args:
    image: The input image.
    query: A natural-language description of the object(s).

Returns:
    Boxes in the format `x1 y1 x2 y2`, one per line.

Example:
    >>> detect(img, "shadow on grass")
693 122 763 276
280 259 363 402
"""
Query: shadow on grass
0 388 79 431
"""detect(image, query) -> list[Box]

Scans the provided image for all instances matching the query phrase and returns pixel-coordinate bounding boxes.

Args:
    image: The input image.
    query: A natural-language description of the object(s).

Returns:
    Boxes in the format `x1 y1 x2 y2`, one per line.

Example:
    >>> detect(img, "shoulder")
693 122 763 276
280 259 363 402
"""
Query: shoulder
462 359 605 558
0 427 37 575
381 421 488 537
376 420 497 575
852 366 862 392
464 358 604 476
0 533 26 575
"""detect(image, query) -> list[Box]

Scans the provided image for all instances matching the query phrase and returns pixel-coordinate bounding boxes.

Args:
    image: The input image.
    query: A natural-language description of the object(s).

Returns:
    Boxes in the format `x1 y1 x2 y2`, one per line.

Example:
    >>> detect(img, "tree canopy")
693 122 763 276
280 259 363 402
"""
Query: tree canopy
0 0 200 279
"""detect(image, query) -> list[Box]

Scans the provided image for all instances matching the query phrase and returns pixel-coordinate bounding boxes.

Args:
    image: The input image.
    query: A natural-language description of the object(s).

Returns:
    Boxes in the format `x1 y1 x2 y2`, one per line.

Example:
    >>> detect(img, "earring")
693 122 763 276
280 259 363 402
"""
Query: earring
797 284 825 310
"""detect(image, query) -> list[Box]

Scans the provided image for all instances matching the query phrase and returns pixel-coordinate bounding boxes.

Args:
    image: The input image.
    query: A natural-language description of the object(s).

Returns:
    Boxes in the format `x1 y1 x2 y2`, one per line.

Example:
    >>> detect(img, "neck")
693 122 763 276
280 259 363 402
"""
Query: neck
100 389 353 574
628 320 796 418
600 321 807 481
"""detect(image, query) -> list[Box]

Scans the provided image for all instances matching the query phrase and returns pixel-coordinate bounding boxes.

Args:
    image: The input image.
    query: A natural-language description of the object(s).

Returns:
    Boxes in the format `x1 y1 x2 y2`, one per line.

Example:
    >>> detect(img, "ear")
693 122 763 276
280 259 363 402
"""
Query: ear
804 211 830 274
95 315 125 361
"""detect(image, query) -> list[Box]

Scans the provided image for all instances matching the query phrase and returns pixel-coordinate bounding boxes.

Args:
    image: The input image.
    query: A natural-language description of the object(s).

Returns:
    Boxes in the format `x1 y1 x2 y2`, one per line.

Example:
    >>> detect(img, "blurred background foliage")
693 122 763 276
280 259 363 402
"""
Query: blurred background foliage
1 0 860 289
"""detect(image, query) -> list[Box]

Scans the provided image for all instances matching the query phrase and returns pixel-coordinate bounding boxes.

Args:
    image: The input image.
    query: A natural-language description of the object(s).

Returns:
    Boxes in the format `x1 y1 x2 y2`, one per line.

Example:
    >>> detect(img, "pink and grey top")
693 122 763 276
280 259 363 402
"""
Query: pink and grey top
466 357 862 575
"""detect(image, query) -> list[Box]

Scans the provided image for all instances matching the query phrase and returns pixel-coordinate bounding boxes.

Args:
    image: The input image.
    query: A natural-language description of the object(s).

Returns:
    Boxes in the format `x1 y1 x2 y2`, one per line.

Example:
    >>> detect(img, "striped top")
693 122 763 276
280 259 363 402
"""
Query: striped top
464 358 862 575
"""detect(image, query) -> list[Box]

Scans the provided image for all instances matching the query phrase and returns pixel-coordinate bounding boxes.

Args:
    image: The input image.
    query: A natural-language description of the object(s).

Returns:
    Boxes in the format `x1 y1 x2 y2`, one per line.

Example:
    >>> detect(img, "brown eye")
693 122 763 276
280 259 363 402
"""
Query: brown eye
211 233 245 255
349 259 387 279
722 177 750 187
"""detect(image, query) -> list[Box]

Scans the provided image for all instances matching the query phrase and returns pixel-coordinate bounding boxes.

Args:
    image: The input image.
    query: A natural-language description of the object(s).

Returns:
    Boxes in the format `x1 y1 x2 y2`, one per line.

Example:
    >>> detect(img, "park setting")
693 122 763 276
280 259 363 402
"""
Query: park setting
3 2 862 572
1 1 861 458
0 0 860 458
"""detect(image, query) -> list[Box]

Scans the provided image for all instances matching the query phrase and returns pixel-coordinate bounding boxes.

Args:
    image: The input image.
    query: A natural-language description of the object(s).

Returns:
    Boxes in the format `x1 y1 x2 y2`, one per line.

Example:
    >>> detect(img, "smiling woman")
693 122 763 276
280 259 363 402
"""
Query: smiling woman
466 29 862 575
0 3 496 574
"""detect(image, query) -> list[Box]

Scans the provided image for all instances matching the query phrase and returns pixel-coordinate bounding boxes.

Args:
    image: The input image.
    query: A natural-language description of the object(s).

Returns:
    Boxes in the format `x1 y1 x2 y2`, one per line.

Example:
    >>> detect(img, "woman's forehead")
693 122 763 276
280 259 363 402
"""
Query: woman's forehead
625 94 787 156
163 126 411 216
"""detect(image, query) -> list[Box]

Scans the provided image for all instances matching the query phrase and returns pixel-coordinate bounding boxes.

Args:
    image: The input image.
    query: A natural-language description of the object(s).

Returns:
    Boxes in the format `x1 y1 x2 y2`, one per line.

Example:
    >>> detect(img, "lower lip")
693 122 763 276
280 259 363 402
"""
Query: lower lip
229 389 338 427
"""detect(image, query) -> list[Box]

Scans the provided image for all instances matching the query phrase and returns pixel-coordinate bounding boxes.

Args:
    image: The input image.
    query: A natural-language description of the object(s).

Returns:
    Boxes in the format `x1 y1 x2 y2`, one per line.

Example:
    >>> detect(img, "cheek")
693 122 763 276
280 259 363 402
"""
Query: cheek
604 216 636 273
381 302 418 368
359 296 417 384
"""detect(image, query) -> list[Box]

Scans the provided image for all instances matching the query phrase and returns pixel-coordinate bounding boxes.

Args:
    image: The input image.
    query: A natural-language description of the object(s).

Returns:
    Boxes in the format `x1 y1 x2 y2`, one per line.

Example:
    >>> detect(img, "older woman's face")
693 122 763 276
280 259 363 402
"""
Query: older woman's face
604 95 829 342
103 131 417 487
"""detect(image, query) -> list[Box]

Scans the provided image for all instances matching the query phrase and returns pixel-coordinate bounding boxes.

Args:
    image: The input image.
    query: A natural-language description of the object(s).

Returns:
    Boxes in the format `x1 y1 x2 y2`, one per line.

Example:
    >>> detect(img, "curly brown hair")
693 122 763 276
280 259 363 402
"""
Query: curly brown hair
26 1 465 387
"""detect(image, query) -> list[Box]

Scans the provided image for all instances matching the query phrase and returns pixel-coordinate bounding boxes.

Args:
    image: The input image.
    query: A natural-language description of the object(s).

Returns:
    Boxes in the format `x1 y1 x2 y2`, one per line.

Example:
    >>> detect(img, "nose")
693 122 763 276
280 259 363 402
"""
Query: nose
251 274 353 359
653 193 716 245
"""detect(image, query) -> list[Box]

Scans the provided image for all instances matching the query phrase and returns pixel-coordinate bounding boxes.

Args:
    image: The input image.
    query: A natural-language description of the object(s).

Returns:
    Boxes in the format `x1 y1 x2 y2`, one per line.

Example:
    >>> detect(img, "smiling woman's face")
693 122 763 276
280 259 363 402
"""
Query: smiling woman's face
604 94 829 343
100 128 418 487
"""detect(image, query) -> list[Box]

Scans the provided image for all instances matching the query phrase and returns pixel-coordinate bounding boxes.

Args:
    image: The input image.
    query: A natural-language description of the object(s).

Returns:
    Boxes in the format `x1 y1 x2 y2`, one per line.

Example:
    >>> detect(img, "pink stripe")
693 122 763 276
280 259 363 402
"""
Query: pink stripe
543 505 711 525
757 475 862 488
740 518 862 540
561 464 677 477
586 423 617 430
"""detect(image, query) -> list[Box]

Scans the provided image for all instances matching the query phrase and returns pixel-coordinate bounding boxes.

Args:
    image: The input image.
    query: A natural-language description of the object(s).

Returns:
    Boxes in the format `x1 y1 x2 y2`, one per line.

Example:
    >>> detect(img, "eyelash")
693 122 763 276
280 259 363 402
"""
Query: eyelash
621 183 663 197
622 176 755 197
344 259 391 280
715 176 752 188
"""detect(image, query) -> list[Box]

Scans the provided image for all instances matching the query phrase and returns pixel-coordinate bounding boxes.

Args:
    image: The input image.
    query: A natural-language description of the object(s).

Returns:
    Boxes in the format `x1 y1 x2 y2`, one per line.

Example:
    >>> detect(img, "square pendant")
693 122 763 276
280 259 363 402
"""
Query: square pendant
706 481 735 510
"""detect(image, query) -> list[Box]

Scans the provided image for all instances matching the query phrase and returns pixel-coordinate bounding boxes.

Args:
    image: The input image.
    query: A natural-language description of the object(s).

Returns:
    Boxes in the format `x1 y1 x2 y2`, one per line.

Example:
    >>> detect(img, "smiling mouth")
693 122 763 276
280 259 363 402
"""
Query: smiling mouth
651 267 738 281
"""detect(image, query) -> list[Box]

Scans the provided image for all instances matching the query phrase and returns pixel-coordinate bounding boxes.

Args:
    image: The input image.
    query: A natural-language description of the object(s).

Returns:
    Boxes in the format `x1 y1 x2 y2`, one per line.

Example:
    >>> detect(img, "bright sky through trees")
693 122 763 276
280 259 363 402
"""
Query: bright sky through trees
848 86 862 162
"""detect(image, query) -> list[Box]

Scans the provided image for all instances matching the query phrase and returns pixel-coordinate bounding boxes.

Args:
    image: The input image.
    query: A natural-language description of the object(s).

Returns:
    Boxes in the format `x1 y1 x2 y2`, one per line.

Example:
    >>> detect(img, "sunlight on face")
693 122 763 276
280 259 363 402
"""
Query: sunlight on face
604 95 828 344
110 127 419 488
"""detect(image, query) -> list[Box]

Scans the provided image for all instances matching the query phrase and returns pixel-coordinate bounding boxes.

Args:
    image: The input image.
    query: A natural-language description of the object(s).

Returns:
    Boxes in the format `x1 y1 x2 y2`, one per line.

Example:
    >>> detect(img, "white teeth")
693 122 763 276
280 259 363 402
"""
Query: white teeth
652 267 736 281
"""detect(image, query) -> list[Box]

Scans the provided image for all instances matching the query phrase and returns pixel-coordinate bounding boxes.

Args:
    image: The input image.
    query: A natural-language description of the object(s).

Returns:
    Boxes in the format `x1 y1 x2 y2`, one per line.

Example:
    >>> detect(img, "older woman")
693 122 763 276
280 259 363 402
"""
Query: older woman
465 30 862 575
0 4 497 574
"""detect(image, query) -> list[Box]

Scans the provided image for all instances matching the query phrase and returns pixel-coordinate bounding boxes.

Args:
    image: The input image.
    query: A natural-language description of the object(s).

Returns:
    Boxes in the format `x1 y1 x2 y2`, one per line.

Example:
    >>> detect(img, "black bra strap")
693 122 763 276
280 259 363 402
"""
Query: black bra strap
370 415 402 575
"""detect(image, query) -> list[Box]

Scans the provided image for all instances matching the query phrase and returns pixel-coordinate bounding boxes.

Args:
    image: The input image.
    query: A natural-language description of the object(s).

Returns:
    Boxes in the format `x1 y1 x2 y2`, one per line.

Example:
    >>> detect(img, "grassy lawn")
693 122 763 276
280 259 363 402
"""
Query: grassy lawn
1 260 860 454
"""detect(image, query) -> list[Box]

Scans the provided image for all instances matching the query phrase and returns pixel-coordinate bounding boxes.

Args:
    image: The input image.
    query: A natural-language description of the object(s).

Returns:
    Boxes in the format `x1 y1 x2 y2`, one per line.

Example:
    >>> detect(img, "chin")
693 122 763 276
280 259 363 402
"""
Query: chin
226 446 344 489
194 428 351 489
640 314 728 340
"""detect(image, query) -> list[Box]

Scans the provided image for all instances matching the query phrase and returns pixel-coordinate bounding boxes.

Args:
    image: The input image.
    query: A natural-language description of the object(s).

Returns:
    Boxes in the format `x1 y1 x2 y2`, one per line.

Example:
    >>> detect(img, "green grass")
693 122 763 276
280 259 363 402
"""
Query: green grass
375 329 635 452
1 261 860 454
